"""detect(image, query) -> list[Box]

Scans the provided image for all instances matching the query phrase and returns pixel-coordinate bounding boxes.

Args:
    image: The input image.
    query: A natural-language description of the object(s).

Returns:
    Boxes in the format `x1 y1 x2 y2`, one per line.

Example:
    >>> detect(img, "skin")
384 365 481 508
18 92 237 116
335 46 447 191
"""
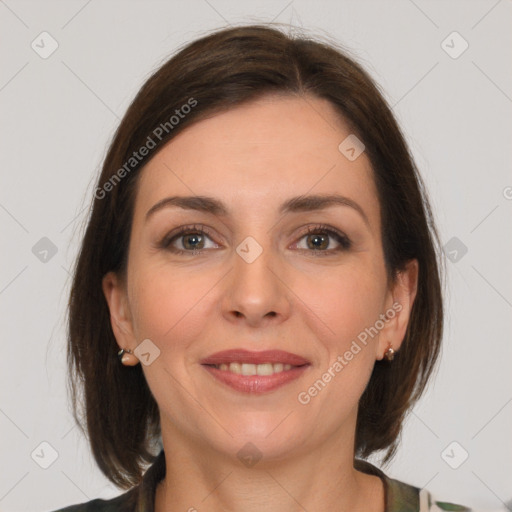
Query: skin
103 94 418 512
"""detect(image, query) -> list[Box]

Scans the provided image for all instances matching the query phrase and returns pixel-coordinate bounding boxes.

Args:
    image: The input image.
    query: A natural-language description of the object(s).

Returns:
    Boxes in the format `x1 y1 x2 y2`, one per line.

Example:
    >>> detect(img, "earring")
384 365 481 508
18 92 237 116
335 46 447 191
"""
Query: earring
384 343 395 361
117 348 139 366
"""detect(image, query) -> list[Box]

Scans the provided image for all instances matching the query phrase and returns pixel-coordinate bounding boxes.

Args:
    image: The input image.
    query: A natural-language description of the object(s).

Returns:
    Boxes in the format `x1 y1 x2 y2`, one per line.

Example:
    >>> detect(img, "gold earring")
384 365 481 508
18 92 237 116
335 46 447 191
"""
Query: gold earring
117 348 139 366
384 343 395 361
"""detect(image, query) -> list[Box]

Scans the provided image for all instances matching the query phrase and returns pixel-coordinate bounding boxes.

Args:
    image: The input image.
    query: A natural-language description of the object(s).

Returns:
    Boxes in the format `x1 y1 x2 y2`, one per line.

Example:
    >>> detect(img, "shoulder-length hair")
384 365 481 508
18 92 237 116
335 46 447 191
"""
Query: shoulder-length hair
68 24 444 489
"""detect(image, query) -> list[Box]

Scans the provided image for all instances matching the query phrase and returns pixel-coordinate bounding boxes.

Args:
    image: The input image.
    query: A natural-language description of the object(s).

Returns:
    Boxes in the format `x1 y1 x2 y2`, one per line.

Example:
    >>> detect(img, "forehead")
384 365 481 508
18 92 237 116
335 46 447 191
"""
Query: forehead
134 95 379 228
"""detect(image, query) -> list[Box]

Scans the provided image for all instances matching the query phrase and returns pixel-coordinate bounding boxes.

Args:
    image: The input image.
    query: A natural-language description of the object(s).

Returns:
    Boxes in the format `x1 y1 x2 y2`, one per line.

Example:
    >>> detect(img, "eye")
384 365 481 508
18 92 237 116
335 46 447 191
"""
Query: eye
159 225 219 254
158 224 350 256
293 225 351 254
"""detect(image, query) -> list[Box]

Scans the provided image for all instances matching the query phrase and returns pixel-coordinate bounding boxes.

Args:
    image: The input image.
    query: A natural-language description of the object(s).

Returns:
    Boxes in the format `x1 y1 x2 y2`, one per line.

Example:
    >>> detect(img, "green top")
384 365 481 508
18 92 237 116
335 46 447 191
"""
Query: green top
53 451 471 512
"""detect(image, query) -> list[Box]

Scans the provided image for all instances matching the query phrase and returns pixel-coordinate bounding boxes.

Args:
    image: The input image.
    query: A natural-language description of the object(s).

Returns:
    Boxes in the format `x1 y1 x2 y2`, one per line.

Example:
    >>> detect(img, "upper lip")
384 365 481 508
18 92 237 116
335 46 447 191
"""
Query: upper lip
201 349 310 366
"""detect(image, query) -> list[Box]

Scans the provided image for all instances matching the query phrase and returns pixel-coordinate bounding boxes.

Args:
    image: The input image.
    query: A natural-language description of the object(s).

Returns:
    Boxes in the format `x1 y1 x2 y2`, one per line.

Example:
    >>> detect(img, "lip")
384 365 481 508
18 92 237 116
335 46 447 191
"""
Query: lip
200 349 310 366
201 349 311 394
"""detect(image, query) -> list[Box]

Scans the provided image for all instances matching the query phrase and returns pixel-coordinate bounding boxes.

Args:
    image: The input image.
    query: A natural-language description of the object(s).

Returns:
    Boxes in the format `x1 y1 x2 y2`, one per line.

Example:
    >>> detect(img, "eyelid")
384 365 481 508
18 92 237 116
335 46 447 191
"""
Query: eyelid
158 224 220 251
290 223 352 252
157 222 351 255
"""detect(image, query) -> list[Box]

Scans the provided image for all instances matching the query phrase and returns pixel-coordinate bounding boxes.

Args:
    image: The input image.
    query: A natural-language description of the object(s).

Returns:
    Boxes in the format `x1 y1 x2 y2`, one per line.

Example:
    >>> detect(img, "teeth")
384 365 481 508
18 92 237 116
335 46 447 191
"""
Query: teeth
256 363 273 376
230 362 242 374
241 363 256 376
213 362 296 375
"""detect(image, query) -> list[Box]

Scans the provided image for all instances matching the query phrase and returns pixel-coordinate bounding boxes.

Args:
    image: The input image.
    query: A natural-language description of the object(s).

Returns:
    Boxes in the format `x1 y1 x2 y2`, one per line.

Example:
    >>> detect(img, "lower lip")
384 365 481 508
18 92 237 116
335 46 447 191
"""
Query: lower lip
202 365 310 393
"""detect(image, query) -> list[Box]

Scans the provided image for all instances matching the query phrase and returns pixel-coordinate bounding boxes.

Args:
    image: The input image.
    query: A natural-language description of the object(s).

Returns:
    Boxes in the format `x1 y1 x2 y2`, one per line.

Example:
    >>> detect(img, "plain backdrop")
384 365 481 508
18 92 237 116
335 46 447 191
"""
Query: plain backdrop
1 1 511 511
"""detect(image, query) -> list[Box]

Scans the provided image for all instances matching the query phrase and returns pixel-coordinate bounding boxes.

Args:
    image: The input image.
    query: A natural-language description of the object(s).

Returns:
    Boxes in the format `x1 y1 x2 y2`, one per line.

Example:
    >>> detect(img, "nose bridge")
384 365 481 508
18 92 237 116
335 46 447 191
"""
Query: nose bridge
223 234 290 325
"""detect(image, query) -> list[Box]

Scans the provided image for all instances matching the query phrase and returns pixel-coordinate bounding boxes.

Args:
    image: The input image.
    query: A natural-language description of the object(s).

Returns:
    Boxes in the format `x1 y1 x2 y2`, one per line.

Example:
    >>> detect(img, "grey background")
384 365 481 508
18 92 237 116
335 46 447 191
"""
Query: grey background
1 1 511 511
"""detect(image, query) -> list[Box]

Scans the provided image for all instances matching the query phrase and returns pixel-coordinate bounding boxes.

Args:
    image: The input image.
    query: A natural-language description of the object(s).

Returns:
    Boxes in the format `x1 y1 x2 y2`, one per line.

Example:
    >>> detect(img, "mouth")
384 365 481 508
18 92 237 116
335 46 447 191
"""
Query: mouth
200 349 311 393
207 362 298 375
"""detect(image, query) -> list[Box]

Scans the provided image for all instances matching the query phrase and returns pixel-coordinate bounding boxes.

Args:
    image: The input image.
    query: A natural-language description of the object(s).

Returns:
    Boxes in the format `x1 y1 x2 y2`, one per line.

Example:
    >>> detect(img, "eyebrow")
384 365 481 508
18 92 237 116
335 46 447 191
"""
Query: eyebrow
145 194 370 227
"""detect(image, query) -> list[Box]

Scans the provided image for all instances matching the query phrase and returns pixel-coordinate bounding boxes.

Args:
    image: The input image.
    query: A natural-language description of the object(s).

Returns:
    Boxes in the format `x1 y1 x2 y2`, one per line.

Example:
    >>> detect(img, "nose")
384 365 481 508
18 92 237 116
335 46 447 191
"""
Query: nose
222 242 291 328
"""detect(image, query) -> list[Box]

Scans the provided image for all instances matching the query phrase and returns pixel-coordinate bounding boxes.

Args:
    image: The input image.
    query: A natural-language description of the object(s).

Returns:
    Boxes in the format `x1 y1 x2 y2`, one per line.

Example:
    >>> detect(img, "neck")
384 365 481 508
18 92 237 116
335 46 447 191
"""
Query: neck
155 421 385 512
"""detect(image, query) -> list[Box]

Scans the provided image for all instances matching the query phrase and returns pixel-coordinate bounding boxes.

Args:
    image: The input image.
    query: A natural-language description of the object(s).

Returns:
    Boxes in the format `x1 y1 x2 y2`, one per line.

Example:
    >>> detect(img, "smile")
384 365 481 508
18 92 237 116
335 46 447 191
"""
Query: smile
201 349 311 393
210 362 295 375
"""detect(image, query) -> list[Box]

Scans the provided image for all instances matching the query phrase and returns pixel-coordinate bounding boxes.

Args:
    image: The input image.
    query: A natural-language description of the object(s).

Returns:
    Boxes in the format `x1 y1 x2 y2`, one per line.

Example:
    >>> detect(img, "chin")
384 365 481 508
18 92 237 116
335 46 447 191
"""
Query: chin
210 414 309 461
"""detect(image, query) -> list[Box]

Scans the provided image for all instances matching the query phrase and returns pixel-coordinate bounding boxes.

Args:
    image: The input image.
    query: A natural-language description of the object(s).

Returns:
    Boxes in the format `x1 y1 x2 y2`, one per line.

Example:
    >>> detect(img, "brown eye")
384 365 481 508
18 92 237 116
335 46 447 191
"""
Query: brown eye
306 233 330 250
294 225 351 253
159 225 219 254
181 233 205 250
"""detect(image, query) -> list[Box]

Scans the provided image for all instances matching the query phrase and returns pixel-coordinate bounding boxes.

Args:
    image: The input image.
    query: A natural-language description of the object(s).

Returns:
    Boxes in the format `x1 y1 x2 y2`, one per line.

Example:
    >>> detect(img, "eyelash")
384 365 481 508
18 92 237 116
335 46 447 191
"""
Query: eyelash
158 223 352 256
296 224 352 254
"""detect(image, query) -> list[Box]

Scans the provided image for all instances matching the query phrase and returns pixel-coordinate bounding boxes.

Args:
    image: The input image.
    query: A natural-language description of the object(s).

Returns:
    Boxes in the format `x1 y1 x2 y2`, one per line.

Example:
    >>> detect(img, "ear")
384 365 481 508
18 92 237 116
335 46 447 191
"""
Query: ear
377 259 419 360
102 271 137 352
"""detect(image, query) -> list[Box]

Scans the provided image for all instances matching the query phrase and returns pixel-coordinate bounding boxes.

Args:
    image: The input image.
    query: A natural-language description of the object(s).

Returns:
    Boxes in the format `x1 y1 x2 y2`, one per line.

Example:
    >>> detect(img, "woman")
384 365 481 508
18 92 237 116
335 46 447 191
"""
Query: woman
57 25 470 511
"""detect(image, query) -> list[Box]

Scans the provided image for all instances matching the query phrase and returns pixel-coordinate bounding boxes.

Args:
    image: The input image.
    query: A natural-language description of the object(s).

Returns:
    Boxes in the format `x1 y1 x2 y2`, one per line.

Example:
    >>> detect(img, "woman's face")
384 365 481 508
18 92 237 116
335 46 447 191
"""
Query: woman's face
104 94 417 462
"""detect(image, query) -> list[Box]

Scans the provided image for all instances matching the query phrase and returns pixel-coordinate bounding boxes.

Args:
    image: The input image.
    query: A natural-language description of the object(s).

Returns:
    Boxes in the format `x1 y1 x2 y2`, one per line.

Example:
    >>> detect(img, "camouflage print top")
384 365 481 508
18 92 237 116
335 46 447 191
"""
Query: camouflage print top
53 450 471 512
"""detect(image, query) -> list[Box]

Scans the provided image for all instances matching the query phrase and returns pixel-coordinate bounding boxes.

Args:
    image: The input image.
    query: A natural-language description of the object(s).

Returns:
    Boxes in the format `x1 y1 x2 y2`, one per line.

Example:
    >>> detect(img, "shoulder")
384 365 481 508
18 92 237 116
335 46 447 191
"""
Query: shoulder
354 458 471 512
49 489 136 512
51 449 165 512
388 476 471 512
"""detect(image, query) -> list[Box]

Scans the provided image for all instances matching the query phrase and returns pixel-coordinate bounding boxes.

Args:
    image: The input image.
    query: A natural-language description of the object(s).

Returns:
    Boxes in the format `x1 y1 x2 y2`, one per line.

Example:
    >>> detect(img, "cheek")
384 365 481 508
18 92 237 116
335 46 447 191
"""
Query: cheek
294 267 382 418
128 263 220 346
295 261 386 350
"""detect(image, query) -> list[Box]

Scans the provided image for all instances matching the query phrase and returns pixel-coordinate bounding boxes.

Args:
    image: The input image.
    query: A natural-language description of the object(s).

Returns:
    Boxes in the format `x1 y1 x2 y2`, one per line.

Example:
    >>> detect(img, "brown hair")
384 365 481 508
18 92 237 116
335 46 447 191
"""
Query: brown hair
68 24 444 489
